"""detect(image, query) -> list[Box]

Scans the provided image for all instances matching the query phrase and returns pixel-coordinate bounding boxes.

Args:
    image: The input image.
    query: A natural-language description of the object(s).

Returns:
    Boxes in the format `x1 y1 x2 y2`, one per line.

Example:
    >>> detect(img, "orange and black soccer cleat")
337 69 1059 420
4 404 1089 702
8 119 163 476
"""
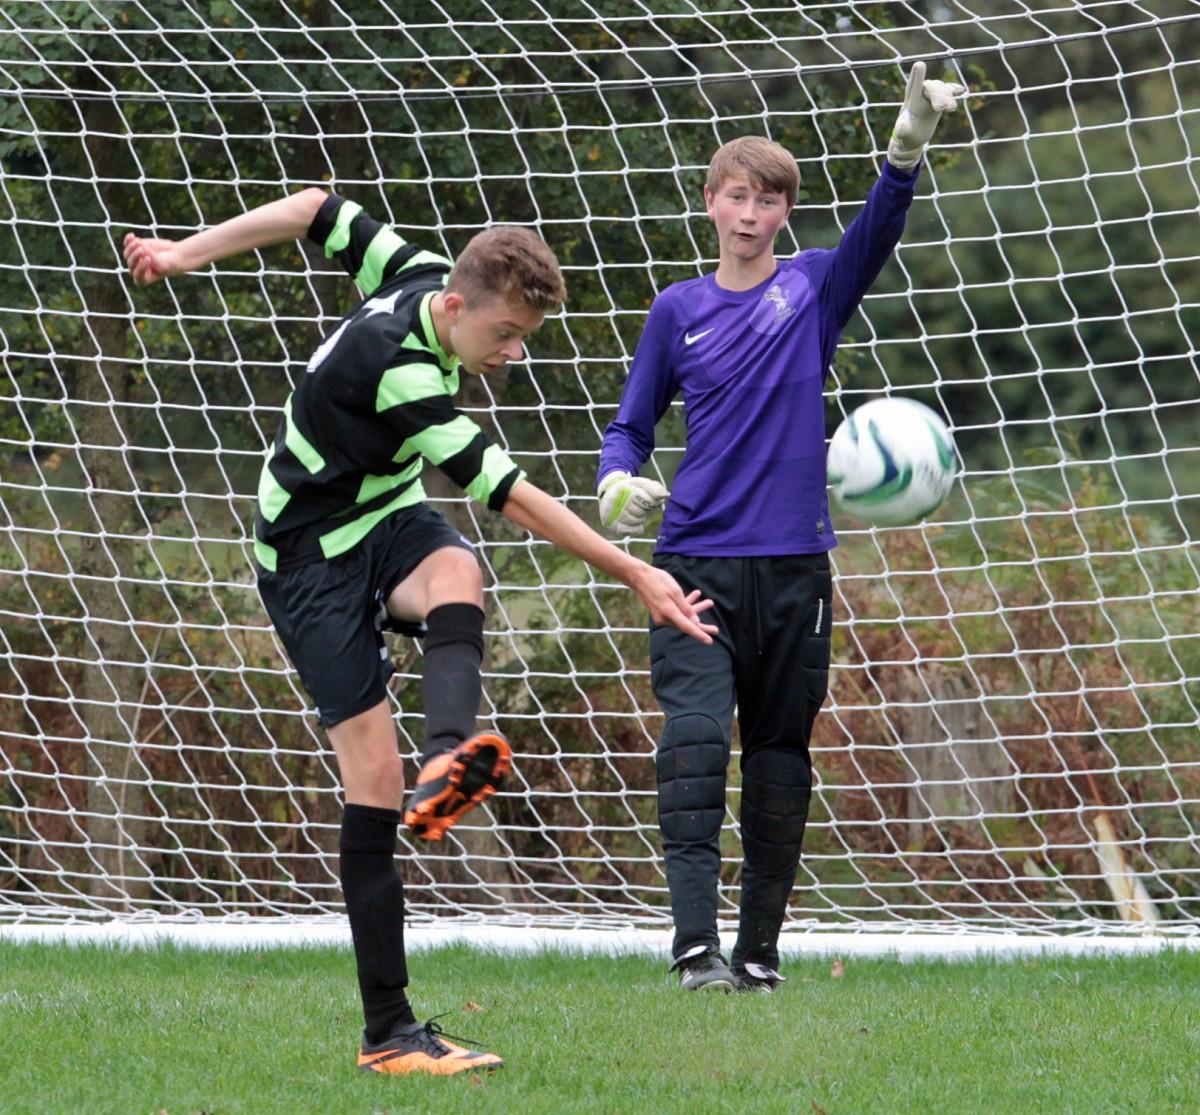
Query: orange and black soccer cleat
403 731 512 841
357 1018 503 1075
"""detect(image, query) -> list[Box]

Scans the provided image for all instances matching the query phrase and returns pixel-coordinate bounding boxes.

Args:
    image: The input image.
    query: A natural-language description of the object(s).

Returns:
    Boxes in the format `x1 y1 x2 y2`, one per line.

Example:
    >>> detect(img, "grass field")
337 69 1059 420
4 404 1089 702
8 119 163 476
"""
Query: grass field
2 941 1198 1114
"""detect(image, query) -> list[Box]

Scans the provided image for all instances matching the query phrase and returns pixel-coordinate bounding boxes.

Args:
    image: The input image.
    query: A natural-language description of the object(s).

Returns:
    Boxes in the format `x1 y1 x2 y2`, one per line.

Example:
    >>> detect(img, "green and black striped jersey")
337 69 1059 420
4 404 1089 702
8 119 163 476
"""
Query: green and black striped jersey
253 194 525 571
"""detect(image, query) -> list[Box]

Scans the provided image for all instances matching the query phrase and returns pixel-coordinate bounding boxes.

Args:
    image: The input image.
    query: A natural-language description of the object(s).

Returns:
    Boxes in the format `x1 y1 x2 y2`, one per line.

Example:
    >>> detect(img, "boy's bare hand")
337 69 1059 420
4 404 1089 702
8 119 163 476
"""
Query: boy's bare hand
123 232 186 286
631 567 719 645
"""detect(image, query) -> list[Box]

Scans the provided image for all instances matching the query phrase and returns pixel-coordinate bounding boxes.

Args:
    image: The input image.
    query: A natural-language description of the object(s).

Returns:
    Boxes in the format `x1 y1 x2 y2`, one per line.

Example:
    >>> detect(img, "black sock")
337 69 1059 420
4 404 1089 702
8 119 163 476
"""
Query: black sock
339 803 415 1044
420 602 484 762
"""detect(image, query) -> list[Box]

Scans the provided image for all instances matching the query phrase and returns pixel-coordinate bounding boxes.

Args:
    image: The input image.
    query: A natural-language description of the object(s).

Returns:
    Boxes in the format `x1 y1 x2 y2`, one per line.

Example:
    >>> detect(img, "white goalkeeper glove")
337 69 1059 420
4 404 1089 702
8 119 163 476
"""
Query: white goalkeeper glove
887 61 968 170
597 470 669 536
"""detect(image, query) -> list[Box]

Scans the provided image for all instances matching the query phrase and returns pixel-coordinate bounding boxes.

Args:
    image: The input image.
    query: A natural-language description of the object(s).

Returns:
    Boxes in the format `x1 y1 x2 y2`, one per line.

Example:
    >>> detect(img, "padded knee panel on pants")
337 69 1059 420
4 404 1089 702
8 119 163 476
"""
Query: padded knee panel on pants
739 748 812 876
656 714 728 846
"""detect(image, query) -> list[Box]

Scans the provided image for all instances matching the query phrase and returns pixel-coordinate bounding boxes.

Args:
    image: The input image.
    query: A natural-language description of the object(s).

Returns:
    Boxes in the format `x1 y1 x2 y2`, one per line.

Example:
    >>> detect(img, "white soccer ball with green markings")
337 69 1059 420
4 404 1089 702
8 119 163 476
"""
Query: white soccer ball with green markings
827 397 956 526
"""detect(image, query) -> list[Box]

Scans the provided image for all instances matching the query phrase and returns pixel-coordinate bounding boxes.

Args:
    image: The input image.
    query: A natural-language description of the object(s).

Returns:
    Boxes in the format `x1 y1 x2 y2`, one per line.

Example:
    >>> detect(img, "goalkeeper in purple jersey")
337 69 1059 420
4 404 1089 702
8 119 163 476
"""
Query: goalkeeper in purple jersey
597 64 966 993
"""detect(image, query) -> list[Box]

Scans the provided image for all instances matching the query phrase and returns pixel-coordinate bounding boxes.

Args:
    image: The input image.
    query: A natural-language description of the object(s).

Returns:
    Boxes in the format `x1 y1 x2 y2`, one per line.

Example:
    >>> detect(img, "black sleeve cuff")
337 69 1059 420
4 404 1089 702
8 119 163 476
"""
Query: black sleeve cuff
487 466 524 512
307 192 344 247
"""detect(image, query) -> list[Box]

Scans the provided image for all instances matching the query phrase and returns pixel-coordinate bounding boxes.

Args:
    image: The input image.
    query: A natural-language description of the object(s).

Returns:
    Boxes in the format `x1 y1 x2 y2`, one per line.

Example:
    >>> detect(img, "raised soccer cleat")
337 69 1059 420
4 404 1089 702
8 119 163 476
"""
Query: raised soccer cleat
404 731 512 841
733 962 786 994
357 1018 503 1075
671 946 736 992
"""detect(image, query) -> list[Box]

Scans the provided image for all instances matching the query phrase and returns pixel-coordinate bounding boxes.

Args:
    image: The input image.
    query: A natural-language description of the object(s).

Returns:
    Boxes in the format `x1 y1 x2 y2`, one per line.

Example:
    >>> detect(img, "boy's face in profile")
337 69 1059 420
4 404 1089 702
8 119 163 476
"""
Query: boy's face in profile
445 292 544 376
704 173 792 266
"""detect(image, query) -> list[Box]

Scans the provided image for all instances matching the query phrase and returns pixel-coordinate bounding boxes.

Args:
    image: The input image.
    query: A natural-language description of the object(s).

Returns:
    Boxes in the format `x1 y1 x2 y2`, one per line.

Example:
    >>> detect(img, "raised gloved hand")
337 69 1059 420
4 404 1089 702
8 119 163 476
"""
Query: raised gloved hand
887 61 968 170
597 470 670 536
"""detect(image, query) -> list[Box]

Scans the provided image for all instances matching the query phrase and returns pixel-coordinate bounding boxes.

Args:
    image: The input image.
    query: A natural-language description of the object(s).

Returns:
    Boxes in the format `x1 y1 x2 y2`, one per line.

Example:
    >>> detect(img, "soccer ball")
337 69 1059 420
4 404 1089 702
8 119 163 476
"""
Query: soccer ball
826 397 956 526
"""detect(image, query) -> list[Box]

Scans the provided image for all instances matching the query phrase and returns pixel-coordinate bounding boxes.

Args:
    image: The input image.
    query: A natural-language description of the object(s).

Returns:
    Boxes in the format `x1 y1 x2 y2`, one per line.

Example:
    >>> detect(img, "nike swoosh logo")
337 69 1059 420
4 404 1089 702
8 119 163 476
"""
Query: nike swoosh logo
684 328 714 346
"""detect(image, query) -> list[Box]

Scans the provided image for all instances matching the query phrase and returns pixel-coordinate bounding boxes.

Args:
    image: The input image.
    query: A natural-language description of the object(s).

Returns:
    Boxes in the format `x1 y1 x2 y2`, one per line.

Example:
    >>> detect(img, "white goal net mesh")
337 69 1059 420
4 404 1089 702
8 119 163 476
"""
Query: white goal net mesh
1 1 1198 938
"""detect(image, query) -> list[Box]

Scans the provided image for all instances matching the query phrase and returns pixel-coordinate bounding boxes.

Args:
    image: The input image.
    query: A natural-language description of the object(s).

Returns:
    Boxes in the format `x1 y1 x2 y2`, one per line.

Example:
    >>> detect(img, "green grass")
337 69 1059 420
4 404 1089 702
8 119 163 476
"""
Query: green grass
2 942 1198 1114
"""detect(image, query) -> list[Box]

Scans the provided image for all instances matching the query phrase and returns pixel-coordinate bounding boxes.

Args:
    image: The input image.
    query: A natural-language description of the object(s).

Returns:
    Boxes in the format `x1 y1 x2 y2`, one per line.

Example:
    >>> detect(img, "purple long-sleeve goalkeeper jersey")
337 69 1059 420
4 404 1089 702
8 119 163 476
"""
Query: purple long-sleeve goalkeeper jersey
598 161 919 556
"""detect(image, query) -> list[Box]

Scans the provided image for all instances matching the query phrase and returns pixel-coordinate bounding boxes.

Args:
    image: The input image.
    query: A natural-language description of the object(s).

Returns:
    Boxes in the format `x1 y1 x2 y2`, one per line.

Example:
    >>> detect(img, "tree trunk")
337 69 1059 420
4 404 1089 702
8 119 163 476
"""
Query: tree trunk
898 668 1016 849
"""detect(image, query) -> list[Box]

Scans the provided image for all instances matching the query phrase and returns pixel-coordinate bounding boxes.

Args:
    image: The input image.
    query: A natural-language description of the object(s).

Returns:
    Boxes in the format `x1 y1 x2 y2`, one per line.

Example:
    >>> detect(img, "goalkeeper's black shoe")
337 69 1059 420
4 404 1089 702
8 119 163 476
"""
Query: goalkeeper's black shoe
671 946 736 992
733 962 787 994
404 731 512 841
357 1018 503 1076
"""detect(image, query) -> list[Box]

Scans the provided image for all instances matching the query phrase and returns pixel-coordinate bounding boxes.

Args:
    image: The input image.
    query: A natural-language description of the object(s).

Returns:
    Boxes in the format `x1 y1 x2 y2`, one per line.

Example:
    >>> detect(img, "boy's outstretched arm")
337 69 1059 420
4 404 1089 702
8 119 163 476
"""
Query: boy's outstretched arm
123 187 329 285
820 62 970 334
501 479 717 645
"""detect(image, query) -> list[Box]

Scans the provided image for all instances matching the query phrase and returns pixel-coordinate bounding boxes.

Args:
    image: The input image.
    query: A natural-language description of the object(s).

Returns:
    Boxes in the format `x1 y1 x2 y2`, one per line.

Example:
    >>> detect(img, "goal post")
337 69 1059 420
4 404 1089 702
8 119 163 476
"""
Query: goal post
1 2 1198 945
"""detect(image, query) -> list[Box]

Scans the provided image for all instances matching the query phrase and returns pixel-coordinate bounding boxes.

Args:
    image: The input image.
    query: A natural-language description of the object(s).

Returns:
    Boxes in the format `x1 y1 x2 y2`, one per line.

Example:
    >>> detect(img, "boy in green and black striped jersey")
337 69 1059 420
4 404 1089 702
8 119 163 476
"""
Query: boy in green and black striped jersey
124 191 717 1076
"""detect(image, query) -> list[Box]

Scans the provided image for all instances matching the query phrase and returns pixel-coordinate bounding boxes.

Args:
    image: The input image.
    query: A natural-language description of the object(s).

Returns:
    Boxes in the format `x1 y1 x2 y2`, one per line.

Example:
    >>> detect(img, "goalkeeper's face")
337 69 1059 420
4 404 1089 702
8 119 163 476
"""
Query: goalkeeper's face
704 173 792 264
445 293 545 376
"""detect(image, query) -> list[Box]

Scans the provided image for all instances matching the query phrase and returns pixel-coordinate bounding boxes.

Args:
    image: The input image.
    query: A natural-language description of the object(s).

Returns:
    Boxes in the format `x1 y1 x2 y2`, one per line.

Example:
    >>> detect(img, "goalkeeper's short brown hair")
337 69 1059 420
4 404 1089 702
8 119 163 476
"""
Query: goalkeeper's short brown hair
446 226 566 314
706 136 801 208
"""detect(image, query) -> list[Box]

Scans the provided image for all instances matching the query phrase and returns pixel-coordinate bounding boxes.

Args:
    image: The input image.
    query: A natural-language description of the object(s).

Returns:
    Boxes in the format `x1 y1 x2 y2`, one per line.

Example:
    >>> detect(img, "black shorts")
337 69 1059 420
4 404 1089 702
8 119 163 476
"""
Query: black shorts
257 504 473 728
649 552 833 761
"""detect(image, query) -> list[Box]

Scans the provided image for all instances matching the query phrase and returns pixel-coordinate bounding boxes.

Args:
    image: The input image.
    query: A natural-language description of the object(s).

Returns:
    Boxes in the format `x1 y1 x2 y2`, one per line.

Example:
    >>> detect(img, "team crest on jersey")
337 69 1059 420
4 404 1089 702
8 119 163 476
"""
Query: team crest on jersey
764 282 794 323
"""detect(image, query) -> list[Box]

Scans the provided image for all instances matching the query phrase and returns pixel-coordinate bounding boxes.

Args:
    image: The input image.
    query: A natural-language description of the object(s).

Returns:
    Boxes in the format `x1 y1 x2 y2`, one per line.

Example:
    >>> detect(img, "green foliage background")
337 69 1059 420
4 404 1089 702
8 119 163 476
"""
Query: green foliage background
0 2 1197 930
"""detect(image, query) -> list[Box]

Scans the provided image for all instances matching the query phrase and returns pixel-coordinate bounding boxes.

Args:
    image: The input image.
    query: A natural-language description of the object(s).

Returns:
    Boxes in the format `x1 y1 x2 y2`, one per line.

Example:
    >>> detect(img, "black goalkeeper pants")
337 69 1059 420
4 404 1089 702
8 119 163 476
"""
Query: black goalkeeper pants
649 552 832 967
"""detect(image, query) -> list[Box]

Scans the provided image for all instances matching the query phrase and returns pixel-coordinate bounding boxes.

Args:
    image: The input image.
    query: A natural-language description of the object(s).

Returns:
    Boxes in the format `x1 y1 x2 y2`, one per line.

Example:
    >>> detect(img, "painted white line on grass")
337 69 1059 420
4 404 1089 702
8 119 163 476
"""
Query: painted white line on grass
1 920 1197 959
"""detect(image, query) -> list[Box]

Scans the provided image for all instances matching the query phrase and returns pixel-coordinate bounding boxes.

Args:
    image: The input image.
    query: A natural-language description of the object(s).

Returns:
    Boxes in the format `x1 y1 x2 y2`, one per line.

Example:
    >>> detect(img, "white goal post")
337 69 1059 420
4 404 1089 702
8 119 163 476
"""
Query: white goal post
1 2 1198 949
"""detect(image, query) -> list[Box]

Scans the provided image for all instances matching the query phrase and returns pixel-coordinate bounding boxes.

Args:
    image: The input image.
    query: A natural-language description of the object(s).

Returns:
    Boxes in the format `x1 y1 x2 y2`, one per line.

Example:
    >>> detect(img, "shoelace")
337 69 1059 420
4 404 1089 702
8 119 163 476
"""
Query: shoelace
415 1013 486 1056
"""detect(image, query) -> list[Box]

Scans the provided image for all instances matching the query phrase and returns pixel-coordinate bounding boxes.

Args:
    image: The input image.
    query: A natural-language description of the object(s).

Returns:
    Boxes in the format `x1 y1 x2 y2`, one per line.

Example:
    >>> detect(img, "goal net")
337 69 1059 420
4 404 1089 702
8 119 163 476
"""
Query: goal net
2 1 1198 941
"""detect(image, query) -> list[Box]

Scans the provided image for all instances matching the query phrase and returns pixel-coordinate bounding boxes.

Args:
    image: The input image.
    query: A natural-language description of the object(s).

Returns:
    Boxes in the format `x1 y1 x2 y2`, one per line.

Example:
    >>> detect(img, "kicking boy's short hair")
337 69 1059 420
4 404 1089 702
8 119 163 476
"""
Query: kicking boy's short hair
706 136 801 208
446 226 566 313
